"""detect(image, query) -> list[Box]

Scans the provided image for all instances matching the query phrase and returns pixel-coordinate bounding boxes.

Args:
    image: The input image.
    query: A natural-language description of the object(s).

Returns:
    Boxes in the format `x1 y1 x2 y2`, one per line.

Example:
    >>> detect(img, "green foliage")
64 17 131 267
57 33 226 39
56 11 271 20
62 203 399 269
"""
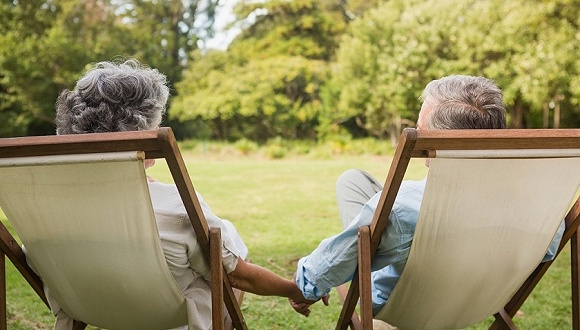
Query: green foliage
324 0 579 143
0 0 116 136
115 0 219 86
234 138 259 155
343 0 384 19
1 0 577 139
173 53 330 141
0 0 220 137
476 0 579 128
230 0 348 61
322 0 435 141
173 0 352 141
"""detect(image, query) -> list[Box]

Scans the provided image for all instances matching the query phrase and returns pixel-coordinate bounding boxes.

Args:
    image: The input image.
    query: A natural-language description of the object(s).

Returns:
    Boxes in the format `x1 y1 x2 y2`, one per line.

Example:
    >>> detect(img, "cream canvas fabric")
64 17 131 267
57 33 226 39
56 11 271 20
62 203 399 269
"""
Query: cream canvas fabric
376 154 580 329
0 152 188 329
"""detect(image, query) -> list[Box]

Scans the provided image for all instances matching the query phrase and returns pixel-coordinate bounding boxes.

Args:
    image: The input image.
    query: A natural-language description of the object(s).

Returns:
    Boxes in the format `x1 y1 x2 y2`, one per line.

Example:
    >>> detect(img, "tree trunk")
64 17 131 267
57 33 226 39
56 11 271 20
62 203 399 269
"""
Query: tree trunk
554 101 560 129
543 103 549 128
512 98 524 128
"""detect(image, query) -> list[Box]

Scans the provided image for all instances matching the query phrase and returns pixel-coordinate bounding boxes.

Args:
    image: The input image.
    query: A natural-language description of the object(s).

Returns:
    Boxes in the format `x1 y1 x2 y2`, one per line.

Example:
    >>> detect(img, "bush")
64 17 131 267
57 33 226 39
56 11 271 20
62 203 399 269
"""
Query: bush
264 137 288 159
234 138 258 155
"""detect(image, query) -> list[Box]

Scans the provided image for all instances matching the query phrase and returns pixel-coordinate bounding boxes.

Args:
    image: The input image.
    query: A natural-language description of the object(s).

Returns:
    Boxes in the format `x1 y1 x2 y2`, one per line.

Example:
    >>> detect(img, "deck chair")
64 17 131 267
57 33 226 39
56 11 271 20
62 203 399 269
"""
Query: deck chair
336 128 580 330
0 128 248 330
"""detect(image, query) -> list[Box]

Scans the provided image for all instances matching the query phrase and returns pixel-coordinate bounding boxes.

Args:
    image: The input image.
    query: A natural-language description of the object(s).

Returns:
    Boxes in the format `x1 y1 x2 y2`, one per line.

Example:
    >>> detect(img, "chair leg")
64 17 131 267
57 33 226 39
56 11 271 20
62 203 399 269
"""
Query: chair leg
336 227 375 330
210 228 225 330
358 226 373 330
72 320 87 330
490 200 580 330
572 229 580 330
0 222 48 307
492 309 518 330
225 287 245 330
336 280 360 330
336 284 362 330
0 251 6 330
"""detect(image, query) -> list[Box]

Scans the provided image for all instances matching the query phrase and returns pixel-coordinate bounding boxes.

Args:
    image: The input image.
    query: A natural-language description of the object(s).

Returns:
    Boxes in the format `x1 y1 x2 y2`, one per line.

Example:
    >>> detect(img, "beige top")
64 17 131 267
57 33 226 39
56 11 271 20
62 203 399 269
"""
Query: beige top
149 181 248 329
36 180 248 330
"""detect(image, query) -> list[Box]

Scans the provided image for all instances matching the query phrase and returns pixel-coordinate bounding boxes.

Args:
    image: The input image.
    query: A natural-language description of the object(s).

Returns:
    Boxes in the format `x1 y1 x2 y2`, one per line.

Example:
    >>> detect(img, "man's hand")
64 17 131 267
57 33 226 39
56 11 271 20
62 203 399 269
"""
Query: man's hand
290 272 330 316
288 294 329 317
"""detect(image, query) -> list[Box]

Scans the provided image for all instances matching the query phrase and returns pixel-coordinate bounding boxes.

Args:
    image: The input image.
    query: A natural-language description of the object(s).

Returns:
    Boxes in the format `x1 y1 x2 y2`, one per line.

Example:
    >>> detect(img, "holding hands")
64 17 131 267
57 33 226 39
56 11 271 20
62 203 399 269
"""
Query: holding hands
289 273 330 317
289 294 329 317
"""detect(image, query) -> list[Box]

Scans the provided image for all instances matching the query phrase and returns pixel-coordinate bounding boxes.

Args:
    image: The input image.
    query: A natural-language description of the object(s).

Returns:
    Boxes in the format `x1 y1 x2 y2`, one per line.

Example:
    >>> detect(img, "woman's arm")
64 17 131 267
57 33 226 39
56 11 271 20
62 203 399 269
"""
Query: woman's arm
227 258 329 316
227 257 306 302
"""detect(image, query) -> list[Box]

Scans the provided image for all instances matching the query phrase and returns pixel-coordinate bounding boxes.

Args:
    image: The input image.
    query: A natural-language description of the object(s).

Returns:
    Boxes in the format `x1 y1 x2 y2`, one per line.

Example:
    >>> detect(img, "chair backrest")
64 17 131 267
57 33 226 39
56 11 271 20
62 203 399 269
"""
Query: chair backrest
376 150 580 329
335 128 580 330
0 128 247 330
0 151 188 329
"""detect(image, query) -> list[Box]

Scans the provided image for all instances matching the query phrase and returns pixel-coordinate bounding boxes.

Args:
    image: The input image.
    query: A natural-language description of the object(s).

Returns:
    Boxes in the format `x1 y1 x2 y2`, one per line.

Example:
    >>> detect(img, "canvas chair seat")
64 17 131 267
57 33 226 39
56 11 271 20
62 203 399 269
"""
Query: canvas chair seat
0 152 188 329
336 129 580 330
378 154 579 329
0 128 247 330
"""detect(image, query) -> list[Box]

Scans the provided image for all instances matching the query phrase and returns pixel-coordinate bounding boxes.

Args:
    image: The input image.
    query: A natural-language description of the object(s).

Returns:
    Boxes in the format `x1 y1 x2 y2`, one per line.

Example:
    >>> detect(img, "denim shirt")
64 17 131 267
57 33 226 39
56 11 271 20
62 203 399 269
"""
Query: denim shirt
296 177 564 315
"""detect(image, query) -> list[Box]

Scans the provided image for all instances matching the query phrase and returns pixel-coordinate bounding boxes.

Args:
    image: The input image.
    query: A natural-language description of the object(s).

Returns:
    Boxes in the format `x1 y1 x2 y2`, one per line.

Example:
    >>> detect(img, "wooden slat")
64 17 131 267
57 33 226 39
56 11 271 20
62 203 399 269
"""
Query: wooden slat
157 129 247 330
410 129 580 157
0 252 6 330
336 129 417 330
572 229 580 330
358 226 373 330
210 228 225 330
71 320 87 330
493 309 518 330
0 222 47 306
336 285 361 330
158 129 210 257
0 130 164 160
225 288 245 330
369 129 418 256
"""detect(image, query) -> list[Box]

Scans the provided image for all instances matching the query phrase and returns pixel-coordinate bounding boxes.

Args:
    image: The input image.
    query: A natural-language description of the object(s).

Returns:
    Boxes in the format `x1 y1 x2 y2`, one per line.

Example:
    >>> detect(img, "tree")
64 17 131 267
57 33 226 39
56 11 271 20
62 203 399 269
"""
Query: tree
0 0 221 137
173 0 347 140
229 0 347 61
325 0 579 144
0 0 121 136
115 0 220 86
172 50 329 141
324 0 439 143
478 0 579 128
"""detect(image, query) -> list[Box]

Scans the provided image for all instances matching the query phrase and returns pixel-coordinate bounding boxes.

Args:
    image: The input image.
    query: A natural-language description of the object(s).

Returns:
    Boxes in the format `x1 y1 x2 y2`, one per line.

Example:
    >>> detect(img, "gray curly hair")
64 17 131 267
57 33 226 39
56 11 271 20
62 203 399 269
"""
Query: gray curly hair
55 60 169 135
420 75 506 130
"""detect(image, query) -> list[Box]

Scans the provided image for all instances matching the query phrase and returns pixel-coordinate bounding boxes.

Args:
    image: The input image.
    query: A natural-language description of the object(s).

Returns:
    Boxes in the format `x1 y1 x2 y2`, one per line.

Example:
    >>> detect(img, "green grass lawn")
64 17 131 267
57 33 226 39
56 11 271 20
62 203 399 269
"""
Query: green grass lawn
0 150 573 329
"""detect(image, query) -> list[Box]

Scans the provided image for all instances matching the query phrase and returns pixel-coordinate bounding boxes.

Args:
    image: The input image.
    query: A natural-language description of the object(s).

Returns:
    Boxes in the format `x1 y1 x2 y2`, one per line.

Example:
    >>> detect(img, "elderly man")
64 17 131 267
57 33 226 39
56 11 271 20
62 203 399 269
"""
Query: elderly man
290 75 564 319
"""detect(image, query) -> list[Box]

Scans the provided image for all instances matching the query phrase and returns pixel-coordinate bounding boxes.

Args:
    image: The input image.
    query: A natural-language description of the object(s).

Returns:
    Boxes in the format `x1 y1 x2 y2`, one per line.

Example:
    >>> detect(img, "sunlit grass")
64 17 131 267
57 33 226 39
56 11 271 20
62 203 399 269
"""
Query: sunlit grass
0 148 573 329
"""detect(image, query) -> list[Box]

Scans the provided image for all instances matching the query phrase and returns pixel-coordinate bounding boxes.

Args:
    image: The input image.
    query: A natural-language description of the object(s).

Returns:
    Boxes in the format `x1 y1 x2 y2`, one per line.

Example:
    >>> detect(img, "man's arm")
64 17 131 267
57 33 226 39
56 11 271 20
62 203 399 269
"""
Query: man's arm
292 192 400 304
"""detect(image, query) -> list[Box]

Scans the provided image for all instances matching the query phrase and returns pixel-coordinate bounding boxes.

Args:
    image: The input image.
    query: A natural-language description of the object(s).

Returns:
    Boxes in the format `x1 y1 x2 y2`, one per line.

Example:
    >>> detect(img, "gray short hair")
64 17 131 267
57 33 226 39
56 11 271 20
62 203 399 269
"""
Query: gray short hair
420 75 506 129
55 60 169 135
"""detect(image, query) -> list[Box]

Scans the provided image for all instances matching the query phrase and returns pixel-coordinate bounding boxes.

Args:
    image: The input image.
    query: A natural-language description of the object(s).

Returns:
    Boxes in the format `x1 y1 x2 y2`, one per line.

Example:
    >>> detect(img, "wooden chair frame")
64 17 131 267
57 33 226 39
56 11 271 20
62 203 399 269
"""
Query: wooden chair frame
336 128 580 330
0 128 247 330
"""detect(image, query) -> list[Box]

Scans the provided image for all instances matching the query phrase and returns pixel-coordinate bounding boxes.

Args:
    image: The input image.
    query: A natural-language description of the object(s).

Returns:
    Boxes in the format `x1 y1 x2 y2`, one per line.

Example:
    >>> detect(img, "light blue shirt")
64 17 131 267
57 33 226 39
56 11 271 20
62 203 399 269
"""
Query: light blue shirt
296 177 564 315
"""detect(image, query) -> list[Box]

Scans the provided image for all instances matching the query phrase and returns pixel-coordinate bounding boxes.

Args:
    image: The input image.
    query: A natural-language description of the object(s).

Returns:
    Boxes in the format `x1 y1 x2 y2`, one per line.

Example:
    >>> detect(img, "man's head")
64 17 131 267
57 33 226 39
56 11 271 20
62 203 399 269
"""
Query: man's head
55 60 169 135
418 75 506 130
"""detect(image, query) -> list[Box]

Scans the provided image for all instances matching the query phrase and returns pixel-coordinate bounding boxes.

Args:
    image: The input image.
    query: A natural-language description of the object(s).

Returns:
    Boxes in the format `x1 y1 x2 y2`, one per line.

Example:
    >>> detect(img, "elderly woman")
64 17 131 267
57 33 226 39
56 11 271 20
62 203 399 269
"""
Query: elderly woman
44 60 312 329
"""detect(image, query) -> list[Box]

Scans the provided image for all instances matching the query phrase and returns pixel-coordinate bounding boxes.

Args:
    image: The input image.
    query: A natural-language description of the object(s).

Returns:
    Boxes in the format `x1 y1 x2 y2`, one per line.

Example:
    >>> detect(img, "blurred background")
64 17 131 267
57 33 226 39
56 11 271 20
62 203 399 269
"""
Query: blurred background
1 0 578 144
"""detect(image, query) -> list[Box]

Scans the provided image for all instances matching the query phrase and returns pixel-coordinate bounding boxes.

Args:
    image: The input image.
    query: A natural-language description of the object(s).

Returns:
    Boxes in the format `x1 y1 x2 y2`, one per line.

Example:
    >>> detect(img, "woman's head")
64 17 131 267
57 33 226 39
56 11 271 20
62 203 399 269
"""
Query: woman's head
55 60 169 135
